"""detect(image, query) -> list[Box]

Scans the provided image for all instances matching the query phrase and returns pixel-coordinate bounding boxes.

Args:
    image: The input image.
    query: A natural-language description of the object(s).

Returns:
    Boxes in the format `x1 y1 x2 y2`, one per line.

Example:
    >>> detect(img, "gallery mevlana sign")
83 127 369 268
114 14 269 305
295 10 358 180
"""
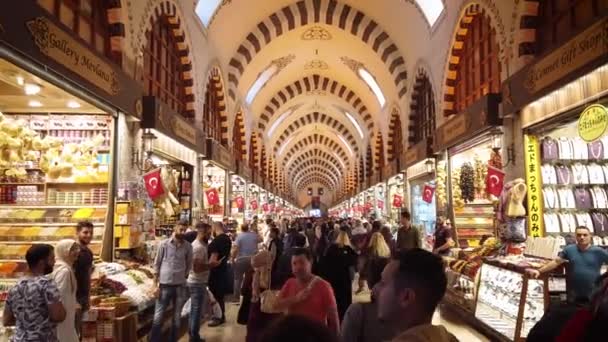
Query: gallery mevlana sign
26 17 119 95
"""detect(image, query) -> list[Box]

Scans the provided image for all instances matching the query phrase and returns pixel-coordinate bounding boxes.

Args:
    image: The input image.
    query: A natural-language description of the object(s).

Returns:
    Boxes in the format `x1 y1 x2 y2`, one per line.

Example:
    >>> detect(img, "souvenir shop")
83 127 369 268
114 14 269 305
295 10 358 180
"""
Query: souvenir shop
232 162 253 224
433 95 503 248
403 138 436 238
0 3 174 341
247 173 262 218
202 139 234 222
385 159 405 224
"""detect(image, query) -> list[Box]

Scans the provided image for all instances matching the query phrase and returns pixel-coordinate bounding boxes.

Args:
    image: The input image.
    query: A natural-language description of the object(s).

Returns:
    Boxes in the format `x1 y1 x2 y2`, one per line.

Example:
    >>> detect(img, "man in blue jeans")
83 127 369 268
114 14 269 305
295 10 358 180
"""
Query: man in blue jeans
150 224 193 342
188 222 212 342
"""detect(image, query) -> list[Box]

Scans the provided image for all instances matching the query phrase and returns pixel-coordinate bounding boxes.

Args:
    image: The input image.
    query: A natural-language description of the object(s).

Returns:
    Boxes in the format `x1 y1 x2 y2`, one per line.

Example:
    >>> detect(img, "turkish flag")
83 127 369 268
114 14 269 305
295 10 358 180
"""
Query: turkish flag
486 166 505 196
364 202 372 210
392 194 403 208
205 188 220 205
378 200 384 209
250 200 258 210
143 168 165 200
262 203 269 212
422 184 435 203
235 196 244 209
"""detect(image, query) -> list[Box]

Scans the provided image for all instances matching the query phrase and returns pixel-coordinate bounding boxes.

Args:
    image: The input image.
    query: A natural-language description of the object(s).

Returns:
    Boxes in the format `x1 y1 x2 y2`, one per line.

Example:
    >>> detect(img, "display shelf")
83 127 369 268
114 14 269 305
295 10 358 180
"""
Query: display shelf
475 262 548 341
0 204 107 209
0 222 105 226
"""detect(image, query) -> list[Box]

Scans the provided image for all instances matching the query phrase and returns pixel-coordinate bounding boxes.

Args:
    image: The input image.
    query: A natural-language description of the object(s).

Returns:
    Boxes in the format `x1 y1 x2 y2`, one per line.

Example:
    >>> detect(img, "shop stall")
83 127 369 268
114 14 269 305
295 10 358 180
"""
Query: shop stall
403 138 436 238
247 180 261 219
433 95 502 248
385 159 404 225
0 2 148 339
502 17 608 241
202 139 234 222
233 162 253 224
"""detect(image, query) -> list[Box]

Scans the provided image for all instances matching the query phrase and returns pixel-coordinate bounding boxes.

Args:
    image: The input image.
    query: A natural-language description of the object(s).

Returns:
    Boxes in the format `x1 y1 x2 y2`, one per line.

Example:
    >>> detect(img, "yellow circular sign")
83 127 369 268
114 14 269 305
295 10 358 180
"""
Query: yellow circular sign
578 104 608 142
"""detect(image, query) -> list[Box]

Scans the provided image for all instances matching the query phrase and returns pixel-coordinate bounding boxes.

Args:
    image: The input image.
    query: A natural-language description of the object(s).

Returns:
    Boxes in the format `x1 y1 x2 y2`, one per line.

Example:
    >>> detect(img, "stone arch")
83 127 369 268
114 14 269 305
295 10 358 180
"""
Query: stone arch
296 176 333 192
375 132 385 173
387 107 403 162
258 74 374 131
284 148 346 175
248 133 260 169
232 109 246 161
442 2 504 117
293 165 339 188
408 68 436 145
272 112 360 154
290 158 342 185
281 134 350 167
138 0 195 118
203 66 229 145
227 0 408 100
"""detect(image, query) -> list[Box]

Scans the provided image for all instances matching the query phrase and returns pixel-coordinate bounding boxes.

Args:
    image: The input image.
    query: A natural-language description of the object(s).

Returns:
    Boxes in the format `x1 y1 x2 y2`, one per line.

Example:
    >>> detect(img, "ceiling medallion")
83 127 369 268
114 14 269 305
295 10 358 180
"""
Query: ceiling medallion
301 26 332 41
304 59 329 70
307 89 327 96
272 54 296 71
340 56 364 73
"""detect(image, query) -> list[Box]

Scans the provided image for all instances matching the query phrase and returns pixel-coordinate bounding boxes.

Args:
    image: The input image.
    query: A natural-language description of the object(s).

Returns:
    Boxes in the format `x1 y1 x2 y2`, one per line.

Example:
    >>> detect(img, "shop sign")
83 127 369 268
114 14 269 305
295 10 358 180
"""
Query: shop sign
524 135 544 238
403 138 432 169
433 94 501 151
204 138 235 171
0 2 144 117
503 17 608 114
25 17 118 95
578 104 608 142
142 96 201 152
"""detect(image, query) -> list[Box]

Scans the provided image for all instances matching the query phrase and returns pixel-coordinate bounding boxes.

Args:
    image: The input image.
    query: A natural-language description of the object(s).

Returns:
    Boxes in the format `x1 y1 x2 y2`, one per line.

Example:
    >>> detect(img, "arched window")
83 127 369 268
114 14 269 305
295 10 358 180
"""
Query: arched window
365 145 373 178
249 135 257 169
537 0 608 53
389 111 404 162
203 78 223 142
453 11 500 113
38 0 112 59
142 15 188 118
411 75 435 144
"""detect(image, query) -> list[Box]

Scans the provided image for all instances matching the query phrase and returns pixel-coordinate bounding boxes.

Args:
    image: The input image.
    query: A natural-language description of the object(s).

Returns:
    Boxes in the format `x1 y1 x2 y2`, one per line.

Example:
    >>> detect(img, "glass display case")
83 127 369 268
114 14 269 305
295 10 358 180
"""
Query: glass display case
475 262 548 341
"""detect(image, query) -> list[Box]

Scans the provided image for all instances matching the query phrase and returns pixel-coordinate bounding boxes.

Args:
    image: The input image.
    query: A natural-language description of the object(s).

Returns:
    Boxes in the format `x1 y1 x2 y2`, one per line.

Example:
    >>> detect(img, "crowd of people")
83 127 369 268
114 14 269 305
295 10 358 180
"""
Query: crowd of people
2 212 608 342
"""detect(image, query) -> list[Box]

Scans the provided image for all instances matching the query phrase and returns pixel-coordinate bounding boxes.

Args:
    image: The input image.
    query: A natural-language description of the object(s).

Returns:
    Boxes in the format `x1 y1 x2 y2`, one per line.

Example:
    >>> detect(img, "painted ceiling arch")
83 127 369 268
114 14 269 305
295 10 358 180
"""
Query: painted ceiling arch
279 133 351 168
226 0 408 101
284 148 347 177
257 74 374 132
289 158 342 184
271 112 360 155
294 169 339 190
293 165 340 188
296 177 333 191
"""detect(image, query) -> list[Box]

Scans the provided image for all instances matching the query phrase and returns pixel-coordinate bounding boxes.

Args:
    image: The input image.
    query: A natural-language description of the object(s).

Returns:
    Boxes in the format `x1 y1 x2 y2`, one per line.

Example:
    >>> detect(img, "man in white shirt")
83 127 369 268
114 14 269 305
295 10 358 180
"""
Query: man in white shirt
188 222 211 342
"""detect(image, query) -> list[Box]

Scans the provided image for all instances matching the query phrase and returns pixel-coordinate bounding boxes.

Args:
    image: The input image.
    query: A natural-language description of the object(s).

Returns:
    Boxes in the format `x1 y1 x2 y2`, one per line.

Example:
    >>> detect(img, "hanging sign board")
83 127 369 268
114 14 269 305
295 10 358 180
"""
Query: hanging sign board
524 135 544 238
578 104 608 142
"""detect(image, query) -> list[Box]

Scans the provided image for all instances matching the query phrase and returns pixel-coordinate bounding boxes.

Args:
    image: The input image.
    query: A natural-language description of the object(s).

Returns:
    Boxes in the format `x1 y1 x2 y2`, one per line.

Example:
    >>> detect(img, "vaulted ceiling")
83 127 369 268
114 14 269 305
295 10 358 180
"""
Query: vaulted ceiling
204 0 438 203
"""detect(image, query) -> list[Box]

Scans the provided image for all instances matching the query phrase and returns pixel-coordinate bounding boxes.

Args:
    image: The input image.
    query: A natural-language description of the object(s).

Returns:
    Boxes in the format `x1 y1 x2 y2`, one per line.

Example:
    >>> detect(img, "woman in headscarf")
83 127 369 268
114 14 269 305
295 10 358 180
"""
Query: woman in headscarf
51 239 80 342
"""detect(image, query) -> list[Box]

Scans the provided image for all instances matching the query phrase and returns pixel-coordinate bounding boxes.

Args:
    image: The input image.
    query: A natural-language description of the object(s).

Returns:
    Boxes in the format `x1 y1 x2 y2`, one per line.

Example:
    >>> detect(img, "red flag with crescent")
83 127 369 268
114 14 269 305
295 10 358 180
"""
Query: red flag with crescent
486 166 505 196
422 184 435 203
262 203 269 212
143 168 165 200
378 200 385 209
205 188 220 205
250 200 258 210
392 194 403 208
235 196 244 209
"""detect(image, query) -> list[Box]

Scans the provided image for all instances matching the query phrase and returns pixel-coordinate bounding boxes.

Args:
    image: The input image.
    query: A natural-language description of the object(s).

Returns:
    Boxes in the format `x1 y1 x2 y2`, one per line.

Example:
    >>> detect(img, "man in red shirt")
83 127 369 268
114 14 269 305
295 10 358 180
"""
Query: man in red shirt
276 248 340 335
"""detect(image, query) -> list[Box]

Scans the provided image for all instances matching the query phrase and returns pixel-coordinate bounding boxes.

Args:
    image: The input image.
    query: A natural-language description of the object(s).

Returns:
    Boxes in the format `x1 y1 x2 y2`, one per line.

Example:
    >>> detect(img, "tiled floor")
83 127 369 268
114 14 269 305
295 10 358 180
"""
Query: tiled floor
181 290 490 342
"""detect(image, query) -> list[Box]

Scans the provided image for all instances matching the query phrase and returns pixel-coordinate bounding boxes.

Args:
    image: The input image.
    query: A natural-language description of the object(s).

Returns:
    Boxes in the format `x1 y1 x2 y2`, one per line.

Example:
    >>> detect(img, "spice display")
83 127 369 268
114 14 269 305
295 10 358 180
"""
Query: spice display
474 157 488 199
460 162 475 203
436 162 448 211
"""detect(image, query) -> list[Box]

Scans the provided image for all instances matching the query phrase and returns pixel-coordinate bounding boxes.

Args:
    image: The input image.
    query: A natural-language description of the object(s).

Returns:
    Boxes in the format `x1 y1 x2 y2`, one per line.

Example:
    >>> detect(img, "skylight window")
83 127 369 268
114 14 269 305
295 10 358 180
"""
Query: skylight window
358 68 386 108
246 65 278 105
268 109 293 138
336 134 354 156
415 0 444 26
333 153 346 169
278 134 296 156
195 0 223 27
345 112 364 138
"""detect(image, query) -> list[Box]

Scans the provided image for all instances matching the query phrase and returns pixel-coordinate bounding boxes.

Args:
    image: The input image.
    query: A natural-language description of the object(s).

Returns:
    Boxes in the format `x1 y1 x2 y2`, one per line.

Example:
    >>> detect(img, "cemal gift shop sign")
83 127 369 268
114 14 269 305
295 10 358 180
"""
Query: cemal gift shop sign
26 17 119 95
578 104 608 142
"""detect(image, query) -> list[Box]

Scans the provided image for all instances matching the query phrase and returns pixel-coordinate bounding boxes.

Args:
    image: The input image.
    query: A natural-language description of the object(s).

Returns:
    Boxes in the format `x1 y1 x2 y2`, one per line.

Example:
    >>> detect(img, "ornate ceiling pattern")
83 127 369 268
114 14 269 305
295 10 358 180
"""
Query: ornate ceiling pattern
258 74 373 131
226 0 408 101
